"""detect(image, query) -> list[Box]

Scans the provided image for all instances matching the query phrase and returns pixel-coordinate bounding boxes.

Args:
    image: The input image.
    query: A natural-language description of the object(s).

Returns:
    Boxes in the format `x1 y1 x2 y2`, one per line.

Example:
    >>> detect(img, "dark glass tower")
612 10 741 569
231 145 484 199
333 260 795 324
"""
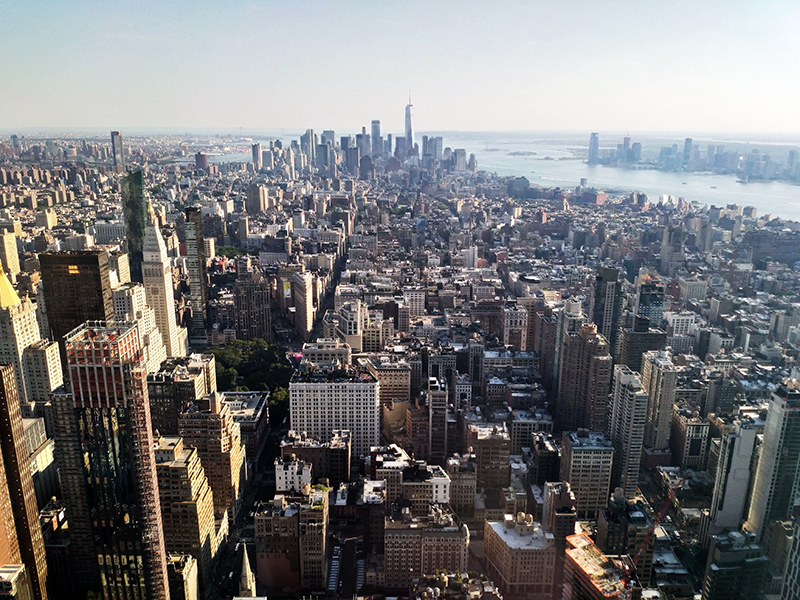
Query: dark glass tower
52 322 169 600
122 169 148 283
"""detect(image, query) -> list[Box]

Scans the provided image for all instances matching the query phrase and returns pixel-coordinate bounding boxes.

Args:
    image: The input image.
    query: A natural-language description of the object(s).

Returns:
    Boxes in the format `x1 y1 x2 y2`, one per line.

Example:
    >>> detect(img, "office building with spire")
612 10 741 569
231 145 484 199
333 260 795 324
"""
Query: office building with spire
404 93 414 155
51 322 170 600
143 206 187 358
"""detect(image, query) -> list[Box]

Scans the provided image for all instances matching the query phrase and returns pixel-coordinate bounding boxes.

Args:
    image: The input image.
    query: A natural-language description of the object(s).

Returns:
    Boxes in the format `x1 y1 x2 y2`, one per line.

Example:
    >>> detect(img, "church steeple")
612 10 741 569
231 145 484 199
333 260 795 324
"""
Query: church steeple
238 546 256 597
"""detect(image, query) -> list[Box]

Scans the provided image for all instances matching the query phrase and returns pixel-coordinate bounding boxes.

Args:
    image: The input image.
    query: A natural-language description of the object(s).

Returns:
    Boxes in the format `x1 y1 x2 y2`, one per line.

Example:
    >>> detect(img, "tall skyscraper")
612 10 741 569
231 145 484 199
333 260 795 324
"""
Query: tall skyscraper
121 170 148 283
51 322 169 600
370 120 381 156
641 349 679 453
427 377 448 466
143 208 186 358
557 323 613 433
783 519 800 600
292 271 314 342
404 93 414 154
709 417 758 532
553 298 587 398
233 268 271 342
251 143 262 170
560 431 614 520
112 282 167 373
618 315 667 374
0 269 41 404
39 250 114 364
607 365 648 497
701 531 768 600
588 133 599 164
185 207 208 344
745 379 800 543
0 365 49 600
110 130 124 171
155 436 219 589
660 220 686 277
634 275 666 325
682 137 693 168
590 265 625 357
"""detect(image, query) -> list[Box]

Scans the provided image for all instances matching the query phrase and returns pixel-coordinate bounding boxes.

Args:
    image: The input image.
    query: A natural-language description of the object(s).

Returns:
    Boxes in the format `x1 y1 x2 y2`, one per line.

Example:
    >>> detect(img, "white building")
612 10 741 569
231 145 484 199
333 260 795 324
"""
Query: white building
289 368 380 457
112 282 167 374
274 456 313 493
560 430 614 520
641 349 679 451
143 210 187 358
710 418 758 531
608 365 648 498
403 288 425 317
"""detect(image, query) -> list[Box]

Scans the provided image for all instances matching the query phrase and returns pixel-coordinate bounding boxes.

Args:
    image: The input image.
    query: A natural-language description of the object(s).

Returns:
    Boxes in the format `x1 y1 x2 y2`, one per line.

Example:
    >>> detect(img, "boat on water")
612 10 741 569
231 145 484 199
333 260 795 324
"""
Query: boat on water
710 186 717 189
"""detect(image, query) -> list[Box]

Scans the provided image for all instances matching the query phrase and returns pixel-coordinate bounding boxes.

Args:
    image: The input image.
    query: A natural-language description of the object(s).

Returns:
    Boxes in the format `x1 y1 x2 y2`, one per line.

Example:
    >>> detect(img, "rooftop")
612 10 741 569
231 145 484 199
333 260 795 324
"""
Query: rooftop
487 516 554 550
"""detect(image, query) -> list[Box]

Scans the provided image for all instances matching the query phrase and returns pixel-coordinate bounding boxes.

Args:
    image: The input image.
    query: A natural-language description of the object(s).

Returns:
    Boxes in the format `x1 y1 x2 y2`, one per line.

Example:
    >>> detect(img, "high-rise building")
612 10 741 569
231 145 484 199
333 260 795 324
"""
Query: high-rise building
563 533 637 600
185 207 208 344
634 275 666 325
254 488 329 590
143 207 187 358
51 322 169 600
682 137 693 168
0 232 20 280
233 269 271 342
280 430 351 487
121 170 148 283
560 430 614 520
155 436 220 589
0 365 48 600
503 305 528 350
553 298 587 397
112 282 167 374
782 519 800 600
467 424 511 489
557 323 613 433
701 531 768 600
484 514 555 600
596 490 655 587
588 133 599 164
590 265 625 357
618 315 667 374
404 93 414 155
110 130 124 171
641 349 679 453
542 482 577 600
251 143 262 170
608 365 648 498
289 365 379 458
291 271 314 341
178 393 246 524
384 504 468 589
245 184 267 215
660 221 686 277
370 120 381 156
39 250 114 365
709 417 758 532
0 269 41 404
0 565 34 600
745 379 800 543
166 555 198 600
147 354 216 436
427 377 448 465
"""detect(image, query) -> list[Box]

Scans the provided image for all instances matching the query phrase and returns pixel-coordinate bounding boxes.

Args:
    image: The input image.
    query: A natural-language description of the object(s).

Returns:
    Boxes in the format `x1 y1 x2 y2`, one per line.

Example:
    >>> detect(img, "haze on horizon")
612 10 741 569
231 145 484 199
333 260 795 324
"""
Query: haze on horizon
2 0 799 135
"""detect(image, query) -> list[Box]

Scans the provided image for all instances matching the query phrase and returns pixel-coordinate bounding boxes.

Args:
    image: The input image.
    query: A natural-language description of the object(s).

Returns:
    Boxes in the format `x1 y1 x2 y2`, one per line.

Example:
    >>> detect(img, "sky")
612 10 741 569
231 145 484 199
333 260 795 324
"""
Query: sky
1 0 799 134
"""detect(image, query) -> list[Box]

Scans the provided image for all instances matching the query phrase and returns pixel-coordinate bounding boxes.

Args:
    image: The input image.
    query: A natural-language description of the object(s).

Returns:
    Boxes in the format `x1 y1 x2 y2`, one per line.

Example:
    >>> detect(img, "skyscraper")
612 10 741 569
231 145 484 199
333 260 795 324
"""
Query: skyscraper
251 143 262 170
0 269 40 404
553 298 587 398
607 365 648 497
660 220 686 277
112 282 167 374
588 133 599 164
590 265 625 357
557 323 613 433
404 93 414 154
0 364 49 600
110 130 124 171
143 207 187 358
121 170 148 283
292 271 314 342
745 379 800 543
371 120 381 156
682 137 693 168
185 207 208 344
233 268 271 342
427 377 448 466
709 417 758 532
641 349 679 454
51 322 169 600
560 431 614 520
39 250 114 364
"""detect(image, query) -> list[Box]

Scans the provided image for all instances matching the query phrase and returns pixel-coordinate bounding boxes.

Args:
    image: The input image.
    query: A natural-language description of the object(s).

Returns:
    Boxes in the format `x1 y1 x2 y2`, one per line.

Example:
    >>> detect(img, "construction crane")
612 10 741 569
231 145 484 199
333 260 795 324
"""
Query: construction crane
619 478 684 598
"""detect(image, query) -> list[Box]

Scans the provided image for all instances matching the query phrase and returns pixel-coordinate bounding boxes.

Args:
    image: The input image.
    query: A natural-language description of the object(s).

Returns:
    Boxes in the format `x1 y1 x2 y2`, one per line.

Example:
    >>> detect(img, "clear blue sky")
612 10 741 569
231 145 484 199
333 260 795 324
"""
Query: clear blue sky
1 0 798 133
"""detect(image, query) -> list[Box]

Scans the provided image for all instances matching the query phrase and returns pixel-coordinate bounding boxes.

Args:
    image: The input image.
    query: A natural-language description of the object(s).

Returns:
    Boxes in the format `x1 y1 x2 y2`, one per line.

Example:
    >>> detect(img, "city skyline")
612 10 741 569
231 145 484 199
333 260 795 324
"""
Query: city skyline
2 1 799 133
